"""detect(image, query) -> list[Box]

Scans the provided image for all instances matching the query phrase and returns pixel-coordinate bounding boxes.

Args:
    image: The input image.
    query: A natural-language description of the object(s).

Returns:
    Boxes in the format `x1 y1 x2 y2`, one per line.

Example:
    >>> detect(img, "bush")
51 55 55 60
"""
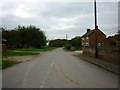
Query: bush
65 45 71 50
49 39 68 47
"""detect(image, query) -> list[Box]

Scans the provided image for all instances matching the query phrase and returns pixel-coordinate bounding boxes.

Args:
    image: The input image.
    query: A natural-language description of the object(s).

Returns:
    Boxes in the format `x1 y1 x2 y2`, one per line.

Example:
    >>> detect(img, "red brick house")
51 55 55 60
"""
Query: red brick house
81 27 106 57
82 27 106 47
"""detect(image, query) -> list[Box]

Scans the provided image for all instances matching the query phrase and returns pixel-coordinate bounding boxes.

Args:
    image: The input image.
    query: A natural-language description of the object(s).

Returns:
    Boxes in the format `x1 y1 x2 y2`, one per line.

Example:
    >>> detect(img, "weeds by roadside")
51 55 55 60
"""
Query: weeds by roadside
0 60 21 70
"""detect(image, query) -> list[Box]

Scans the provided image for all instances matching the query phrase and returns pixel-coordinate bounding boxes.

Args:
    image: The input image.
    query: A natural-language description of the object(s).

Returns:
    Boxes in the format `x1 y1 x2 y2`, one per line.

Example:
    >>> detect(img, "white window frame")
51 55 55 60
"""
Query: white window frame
82 43 84 46
86 43 89 46
82 37 84 40
86 37 89 39
98 43 101 46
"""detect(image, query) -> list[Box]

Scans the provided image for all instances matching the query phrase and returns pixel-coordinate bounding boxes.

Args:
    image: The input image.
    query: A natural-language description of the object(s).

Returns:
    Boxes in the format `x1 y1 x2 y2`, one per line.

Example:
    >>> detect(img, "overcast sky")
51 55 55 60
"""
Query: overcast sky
0 0 118 39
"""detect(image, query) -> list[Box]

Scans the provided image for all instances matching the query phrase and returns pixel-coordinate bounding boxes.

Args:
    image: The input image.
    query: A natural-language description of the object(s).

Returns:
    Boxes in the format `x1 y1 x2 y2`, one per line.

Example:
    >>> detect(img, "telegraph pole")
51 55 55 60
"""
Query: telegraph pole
94 0 98 58
66 34 68 40
94 0 97 29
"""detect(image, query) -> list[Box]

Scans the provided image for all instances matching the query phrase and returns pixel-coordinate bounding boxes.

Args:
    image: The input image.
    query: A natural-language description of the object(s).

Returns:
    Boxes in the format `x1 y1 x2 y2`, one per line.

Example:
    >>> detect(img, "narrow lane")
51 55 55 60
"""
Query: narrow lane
3 48 118 88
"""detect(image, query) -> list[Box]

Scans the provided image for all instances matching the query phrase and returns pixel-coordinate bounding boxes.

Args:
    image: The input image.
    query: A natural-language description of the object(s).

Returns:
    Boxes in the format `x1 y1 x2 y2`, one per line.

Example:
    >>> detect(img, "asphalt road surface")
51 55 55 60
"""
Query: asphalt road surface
3 48 118 88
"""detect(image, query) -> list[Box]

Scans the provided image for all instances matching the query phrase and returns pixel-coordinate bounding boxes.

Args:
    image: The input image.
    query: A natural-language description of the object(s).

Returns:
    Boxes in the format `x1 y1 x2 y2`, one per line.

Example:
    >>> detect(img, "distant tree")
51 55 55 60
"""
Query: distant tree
70 36 81 46
0 28 3 44
118 30 120 41
49 39 68 47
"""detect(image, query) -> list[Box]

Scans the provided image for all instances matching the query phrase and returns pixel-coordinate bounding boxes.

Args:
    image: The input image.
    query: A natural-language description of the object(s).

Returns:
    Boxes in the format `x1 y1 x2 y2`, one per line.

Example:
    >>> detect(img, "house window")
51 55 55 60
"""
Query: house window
98 43 101 46
82 43 84 46
82 37 84 40
86 37 89 39
86 43 89 46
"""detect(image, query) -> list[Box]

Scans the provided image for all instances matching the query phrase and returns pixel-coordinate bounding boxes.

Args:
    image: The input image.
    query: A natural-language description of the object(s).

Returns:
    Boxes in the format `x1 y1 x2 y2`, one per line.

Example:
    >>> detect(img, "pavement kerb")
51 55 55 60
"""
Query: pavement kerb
76 54 119 75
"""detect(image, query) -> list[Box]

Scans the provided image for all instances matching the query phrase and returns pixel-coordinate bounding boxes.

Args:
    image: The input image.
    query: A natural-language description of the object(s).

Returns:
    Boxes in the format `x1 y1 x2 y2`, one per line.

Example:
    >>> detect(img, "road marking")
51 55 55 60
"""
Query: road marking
40 59 55 88
50 59 54 67
40 85 43 88
50 62 53 67
40 79 46 88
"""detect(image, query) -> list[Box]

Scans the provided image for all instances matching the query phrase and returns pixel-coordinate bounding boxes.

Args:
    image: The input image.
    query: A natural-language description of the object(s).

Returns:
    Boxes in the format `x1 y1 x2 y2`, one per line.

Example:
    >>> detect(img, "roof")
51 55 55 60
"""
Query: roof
82 28 106 37
82 29 95 37
107 35 118 42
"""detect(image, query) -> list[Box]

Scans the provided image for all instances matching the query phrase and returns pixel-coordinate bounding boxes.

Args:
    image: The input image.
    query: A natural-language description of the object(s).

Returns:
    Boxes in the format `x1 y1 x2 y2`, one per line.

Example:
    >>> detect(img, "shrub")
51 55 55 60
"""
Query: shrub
65 45 71 50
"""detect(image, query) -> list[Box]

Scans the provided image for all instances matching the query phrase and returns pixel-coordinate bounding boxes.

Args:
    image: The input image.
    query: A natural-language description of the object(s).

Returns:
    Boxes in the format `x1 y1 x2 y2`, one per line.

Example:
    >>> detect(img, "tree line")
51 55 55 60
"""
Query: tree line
49 39 68 47
49 36 82 50
2 25 46 49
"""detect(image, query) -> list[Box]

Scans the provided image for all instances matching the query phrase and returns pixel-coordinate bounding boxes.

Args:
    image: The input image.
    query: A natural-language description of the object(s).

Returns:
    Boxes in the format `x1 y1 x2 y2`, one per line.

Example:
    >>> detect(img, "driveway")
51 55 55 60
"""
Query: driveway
2 48 118 88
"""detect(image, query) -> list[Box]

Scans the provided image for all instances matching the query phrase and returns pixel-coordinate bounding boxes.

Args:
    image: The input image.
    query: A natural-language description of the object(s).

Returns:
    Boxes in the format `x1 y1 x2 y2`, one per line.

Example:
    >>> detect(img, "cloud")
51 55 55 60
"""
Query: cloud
14 4 34 18
0 1 118 39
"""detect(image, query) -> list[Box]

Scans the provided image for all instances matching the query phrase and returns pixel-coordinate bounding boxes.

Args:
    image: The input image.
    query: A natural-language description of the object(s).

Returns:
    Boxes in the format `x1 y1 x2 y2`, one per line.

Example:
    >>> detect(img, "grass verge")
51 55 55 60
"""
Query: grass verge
0 60 21 70
9 47 56 52
2 51 40 57
75 47 82 51
0 60 2 69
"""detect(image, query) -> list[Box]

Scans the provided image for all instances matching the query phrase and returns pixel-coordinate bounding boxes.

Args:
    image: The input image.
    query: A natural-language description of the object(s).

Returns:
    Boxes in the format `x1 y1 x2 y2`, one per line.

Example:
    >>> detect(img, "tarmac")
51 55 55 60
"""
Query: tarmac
76 54 120 74
69 51 119 75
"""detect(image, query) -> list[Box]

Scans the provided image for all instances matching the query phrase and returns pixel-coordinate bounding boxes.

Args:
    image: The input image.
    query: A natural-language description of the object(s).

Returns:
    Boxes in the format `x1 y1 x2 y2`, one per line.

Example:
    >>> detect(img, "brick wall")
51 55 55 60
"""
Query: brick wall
83 45 119 64
98 46 119 64
83 47 95 57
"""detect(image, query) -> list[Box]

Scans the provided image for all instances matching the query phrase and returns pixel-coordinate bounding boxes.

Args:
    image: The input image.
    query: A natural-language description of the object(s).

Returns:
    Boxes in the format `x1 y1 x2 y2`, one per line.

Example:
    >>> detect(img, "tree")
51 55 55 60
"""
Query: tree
49 39 68 47
2 25 46 48
70 36 81 46
9 30 20 48
118 30 120 41
16 25 46 48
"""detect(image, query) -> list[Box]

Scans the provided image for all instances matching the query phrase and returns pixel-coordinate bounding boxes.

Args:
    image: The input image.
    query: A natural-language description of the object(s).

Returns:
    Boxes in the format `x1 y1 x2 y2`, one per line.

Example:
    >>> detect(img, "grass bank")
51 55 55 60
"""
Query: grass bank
2 51 40 57
0 60 2 69
75 47 82 51
0 60 21 69
10 47 56 52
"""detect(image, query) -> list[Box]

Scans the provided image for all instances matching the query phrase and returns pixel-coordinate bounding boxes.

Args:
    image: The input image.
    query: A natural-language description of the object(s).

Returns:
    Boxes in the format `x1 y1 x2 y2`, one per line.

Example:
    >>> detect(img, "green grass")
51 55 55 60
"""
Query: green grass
2 47 56 57
63 46 82 51
1 60 21 69
10 47 56 52
0 60 2 70
2 51 40 57
75 47 82 51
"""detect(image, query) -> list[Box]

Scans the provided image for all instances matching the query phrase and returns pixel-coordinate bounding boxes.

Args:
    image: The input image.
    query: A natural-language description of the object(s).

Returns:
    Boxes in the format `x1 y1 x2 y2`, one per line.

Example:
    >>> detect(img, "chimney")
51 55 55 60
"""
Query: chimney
87 29 90 32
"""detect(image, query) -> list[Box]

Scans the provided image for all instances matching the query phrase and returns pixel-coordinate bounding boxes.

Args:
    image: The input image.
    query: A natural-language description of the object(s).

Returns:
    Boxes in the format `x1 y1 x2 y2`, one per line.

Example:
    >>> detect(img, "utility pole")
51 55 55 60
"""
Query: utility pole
94 0 97 29
66 34 68 40
94 0 98 58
